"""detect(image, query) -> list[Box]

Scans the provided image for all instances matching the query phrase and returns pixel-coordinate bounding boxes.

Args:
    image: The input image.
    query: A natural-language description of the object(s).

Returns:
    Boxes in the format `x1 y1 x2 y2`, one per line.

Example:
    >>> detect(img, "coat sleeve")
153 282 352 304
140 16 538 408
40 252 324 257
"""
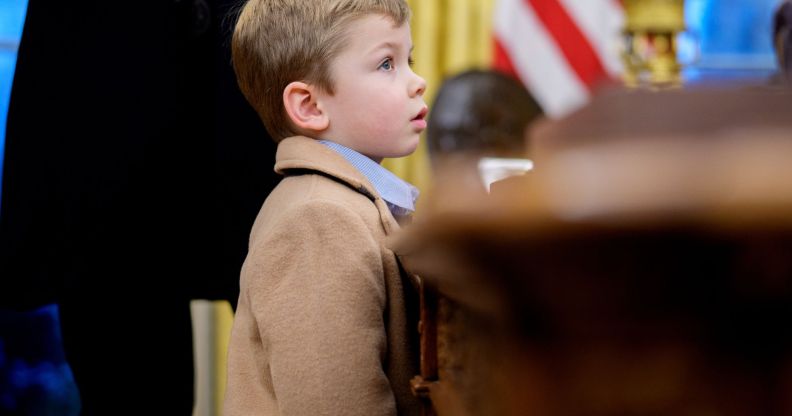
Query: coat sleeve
247 199 396 416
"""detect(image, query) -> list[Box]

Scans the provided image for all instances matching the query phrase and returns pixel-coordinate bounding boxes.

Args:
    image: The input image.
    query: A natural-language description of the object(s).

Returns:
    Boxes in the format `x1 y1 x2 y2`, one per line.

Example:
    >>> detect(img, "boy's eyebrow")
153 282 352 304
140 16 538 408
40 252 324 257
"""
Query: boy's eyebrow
369 42 414 54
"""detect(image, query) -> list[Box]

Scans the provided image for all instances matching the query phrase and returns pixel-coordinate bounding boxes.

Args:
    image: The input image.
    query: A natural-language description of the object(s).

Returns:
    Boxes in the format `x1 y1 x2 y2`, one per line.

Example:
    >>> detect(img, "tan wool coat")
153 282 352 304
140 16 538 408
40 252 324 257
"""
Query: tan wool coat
224 136 421 416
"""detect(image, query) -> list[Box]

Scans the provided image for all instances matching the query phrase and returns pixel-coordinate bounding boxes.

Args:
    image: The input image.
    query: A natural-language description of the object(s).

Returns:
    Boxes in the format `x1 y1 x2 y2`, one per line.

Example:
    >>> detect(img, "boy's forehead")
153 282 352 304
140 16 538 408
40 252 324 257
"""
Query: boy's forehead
344 15 412 51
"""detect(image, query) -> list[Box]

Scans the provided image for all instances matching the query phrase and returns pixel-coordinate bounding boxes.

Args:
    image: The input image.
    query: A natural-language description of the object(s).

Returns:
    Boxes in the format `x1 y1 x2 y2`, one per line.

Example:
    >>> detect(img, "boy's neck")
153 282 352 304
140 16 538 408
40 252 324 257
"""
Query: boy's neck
317 138 383 164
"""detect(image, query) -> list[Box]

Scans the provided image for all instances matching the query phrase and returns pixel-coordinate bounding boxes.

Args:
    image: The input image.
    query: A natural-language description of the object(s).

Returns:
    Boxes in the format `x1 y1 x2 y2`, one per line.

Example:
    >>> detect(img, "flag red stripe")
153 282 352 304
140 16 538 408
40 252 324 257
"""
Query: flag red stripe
524 0 609 90
493 37 523 83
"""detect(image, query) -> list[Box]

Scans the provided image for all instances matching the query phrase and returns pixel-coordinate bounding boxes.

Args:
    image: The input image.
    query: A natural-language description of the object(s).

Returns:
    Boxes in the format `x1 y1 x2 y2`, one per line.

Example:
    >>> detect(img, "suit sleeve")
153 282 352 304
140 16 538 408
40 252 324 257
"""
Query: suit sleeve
247 199 396 416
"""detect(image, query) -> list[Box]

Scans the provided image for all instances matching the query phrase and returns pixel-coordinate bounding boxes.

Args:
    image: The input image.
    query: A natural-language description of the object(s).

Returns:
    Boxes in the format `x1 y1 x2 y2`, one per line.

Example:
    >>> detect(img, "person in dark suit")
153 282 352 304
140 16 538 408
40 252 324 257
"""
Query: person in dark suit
426 69 543 164
773 0 792 83
425 69 543 192
0 0 278 414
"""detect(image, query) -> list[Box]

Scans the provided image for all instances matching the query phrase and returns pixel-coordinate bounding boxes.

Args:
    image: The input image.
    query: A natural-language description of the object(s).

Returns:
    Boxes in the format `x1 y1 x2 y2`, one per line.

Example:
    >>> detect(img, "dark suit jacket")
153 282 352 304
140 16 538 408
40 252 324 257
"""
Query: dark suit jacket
0 0 277 413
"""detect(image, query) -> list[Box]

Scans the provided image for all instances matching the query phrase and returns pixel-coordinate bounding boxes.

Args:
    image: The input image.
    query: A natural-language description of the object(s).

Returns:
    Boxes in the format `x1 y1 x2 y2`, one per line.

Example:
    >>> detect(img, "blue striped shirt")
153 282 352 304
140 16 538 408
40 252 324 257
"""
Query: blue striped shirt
320 140 419 218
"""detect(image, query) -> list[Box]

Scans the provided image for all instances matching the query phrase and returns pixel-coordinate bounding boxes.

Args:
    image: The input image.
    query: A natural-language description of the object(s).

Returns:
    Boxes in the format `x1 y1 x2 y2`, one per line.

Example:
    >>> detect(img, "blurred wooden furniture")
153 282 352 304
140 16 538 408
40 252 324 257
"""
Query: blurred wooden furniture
397 87 792 416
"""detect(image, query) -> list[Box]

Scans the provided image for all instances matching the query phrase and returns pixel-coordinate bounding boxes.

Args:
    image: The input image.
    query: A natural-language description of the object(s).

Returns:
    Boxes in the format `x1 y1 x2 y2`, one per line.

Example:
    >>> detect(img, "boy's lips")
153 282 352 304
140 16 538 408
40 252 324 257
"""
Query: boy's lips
411 107 428 131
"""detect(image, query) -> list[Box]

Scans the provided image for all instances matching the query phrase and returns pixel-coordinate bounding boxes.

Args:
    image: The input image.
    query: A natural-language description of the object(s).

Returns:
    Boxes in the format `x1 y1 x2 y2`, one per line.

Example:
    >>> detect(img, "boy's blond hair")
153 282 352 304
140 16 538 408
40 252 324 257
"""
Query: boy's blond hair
232 0 411 142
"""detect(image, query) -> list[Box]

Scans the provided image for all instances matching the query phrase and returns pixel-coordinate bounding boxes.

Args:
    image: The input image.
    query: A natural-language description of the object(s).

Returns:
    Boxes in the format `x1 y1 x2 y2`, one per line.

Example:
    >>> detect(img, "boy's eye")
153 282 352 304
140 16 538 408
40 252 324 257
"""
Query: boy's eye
379 58 394 71
408 56 415 67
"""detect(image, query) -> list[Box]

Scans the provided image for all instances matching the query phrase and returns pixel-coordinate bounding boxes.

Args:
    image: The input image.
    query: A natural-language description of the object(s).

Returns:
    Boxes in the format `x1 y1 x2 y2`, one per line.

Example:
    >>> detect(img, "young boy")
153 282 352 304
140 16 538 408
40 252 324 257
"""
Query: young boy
224 1 427 415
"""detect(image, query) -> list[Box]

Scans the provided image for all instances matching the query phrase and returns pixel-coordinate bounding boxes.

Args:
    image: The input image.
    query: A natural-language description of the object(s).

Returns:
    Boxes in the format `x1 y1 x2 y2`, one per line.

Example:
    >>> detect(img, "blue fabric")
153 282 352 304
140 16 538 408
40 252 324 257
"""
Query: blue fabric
319 140 419 218
0 304 81 415
0 0 30 204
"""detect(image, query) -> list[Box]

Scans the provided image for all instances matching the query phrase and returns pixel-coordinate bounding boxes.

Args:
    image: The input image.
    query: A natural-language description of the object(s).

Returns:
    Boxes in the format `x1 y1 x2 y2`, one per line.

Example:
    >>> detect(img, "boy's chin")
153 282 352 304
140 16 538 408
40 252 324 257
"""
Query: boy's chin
375 136 421 160
398 136 421 157
390 145 419 159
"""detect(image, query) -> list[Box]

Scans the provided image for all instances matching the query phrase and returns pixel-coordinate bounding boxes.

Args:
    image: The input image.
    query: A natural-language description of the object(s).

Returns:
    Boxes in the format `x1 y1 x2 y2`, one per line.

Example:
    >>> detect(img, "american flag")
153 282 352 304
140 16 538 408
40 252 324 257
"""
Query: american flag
493 0 625 118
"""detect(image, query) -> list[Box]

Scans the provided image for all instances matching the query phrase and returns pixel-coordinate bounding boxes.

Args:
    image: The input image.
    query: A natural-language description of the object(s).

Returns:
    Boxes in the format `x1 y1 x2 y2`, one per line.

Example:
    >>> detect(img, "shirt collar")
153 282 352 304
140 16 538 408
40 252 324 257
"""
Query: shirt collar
319 140 419 217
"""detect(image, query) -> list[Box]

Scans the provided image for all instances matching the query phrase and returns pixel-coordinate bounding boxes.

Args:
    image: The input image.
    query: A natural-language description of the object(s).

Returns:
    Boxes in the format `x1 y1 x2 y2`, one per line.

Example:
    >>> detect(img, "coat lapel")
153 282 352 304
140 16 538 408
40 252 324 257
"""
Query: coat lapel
275 136 402 237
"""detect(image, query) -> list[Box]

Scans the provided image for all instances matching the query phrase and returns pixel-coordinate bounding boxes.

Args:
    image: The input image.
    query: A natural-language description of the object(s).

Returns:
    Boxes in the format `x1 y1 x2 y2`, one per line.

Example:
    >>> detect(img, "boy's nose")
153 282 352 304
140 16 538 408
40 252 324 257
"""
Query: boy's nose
410 73 427 97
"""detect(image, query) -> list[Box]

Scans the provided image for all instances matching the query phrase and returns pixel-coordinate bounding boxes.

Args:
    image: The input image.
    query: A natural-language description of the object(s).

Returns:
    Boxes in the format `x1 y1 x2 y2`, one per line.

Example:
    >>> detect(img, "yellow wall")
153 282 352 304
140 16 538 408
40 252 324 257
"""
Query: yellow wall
192 300 233 416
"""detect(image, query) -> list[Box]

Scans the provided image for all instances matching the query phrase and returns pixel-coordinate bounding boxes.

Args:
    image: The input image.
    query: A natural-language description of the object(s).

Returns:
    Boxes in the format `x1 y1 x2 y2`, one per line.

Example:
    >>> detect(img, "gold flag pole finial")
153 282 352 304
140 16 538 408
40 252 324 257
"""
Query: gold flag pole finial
622 0 686 88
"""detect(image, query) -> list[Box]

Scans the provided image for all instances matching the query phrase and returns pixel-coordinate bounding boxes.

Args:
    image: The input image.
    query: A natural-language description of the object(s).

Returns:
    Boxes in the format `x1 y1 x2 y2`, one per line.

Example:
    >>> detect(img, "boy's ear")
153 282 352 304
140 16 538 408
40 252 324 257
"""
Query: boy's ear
283 81 329 133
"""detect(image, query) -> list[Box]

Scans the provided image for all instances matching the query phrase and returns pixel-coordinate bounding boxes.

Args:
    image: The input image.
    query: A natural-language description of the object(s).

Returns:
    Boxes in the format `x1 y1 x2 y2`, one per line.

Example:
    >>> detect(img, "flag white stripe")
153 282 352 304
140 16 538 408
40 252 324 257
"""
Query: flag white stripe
557 0 625 77
494 0 589 118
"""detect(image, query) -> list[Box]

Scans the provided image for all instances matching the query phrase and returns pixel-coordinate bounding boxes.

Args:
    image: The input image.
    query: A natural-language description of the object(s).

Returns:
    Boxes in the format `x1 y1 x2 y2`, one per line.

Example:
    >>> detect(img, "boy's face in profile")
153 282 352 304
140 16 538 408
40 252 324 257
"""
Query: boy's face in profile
316 14 427 163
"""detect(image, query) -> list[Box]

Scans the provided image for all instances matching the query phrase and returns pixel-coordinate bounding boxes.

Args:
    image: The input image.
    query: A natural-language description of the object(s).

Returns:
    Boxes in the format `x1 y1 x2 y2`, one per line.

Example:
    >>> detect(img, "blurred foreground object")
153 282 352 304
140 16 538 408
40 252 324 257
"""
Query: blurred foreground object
426 69 542 192
774 0 792 83
622 0 685 88
476 158 533 193
394 87 792 416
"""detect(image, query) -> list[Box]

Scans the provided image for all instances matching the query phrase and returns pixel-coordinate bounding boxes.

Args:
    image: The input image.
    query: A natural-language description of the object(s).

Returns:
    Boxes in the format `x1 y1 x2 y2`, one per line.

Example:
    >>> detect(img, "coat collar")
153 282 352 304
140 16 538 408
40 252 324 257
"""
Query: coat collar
274 136 401 235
